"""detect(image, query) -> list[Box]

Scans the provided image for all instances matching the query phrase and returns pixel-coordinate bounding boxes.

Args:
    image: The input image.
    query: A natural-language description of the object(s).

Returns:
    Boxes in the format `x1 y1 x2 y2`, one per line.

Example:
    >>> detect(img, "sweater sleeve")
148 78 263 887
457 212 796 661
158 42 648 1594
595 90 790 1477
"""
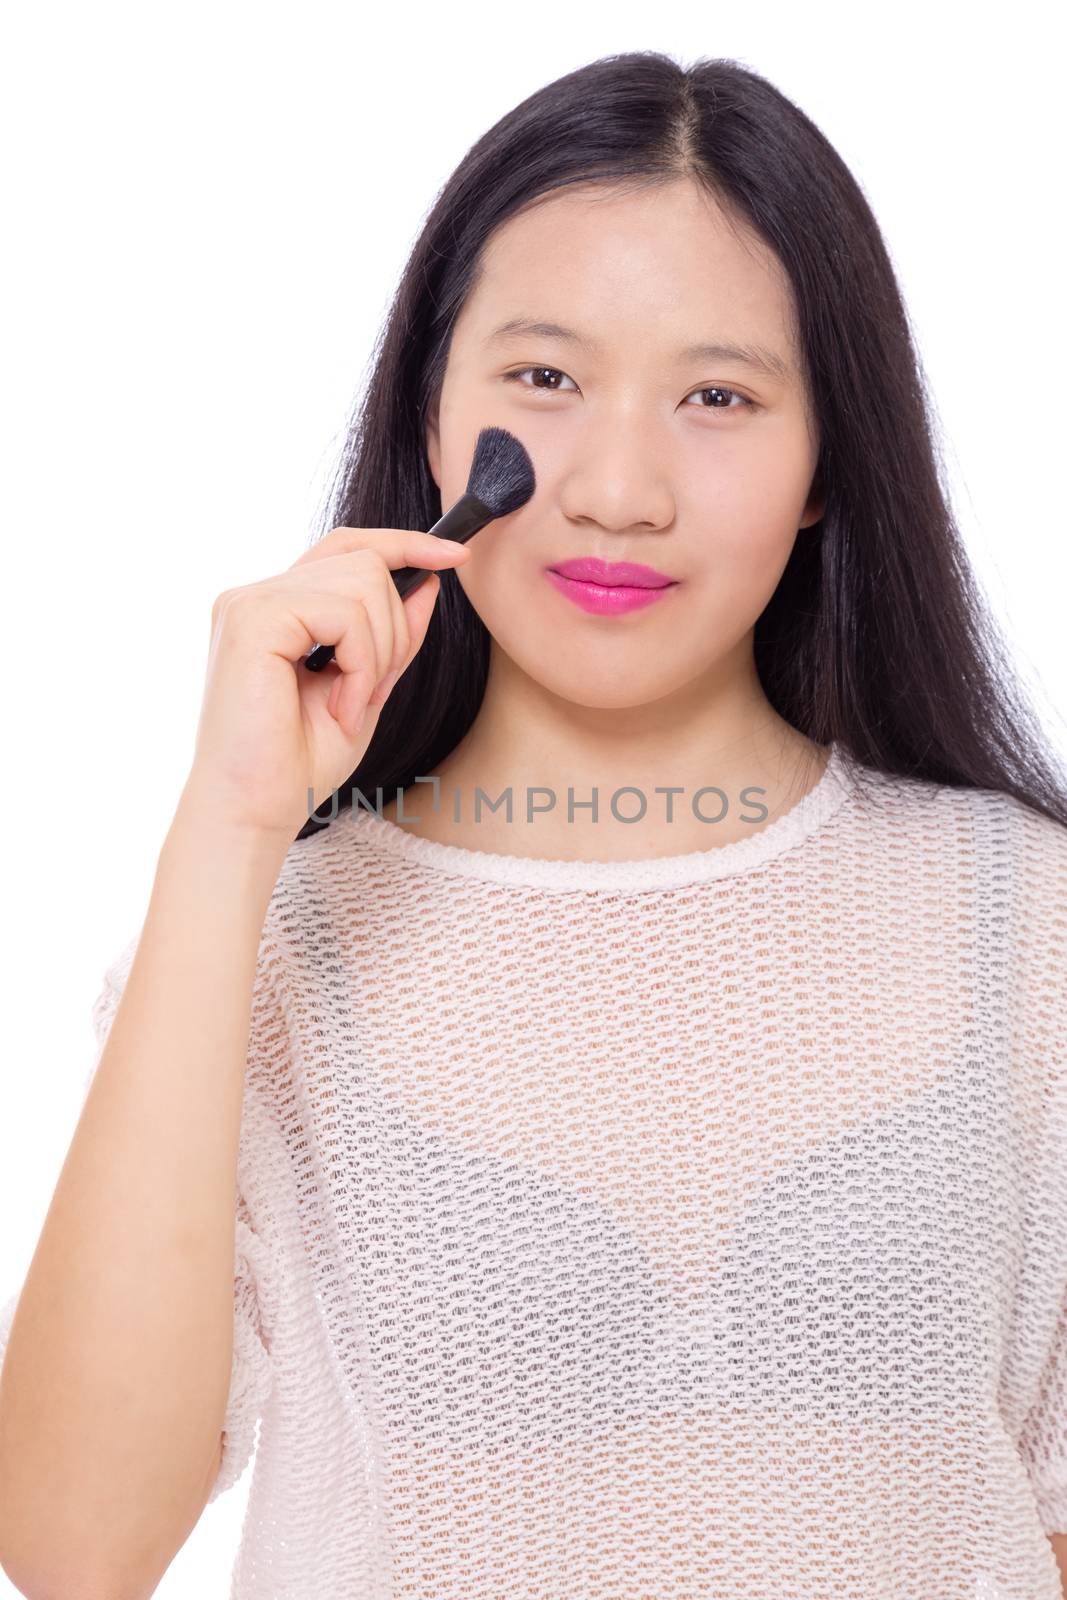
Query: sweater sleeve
207 1182 273 1502
0 931 275 1506
1011 809 1067 1537
1017 1279 1067 1537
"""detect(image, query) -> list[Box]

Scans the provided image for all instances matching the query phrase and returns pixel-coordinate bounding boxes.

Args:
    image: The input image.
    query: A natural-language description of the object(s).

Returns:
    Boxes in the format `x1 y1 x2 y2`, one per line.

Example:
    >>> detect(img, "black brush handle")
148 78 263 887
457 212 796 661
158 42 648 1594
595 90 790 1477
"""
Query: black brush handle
301 491 493 674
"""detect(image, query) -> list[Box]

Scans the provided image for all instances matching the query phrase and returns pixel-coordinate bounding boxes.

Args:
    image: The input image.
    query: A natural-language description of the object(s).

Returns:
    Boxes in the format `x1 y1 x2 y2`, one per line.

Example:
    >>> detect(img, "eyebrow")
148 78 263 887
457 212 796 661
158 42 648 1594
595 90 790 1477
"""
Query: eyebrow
484 316 792 381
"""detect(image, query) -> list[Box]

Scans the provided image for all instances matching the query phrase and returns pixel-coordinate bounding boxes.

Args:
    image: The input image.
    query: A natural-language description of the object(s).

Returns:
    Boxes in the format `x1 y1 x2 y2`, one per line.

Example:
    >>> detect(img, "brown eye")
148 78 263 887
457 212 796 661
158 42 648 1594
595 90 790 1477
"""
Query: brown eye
505 366 578 392
684 385 754 411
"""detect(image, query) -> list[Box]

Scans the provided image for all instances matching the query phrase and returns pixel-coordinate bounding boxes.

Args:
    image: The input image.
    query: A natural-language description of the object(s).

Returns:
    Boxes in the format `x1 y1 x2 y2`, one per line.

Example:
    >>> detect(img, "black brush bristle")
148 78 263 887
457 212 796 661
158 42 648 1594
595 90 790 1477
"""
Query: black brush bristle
466 426 536 518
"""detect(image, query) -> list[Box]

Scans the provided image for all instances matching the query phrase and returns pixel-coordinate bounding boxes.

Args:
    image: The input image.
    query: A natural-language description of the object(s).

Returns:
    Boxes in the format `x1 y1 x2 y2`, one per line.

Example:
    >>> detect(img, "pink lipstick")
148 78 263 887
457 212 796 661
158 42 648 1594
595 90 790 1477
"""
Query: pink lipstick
544 556 679 617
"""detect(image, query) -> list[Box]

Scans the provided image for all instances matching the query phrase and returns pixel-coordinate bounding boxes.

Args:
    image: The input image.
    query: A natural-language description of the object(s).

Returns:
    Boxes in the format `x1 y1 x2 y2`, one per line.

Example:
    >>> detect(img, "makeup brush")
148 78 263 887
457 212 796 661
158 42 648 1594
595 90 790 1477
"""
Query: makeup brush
301 425 535 673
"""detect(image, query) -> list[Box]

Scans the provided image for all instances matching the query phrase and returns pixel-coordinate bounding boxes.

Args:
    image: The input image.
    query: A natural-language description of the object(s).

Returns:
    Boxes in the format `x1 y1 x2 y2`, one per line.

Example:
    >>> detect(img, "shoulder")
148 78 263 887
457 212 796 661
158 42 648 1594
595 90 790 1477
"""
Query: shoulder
844 758 1067 870
840 762 1066 963
968 787 1067 1077
959 783 1067 920
253 818 367 988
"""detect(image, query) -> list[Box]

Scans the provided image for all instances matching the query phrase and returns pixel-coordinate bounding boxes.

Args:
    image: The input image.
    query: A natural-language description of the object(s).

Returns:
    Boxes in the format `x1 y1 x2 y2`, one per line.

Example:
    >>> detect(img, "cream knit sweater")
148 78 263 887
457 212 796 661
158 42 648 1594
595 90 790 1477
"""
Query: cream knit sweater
3 741 1066 1598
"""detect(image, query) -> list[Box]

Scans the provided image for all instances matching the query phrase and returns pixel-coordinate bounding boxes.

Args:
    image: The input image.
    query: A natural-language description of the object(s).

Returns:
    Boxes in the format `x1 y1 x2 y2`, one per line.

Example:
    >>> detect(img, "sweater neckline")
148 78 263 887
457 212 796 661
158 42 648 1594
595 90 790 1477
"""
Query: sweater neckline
346 741 855 892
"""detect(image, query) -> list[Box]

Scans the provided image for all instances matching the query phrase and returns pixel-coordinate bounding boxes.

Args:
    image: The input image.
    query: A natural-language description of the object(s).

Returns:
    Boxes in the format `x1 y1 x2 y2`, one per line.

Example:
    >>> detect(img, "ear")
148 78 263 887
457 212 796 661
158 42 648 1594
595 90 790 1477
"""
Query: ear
799 465 824 528
425 397 442 489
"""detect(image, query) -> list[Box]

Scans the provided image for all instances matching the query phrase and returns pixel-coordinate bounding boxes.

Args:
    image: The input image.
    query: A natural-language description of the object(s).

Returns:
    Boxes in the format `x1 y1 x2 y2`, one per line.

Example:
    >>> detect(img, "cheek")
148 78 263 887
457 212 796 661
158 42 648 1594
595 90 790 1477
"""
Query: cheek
453 538 528 626
434 389 489 504
693 517 801 628
683 433 813 568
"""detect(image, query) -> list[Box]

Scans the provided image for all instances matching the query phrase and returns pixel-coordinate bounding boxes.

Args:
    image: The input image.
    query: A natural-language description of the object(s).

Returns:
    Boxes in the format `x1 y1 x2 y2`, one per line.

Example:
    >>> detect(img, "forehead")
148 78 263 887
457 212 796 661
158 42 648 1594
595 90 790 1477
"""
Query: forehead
457 178 797 356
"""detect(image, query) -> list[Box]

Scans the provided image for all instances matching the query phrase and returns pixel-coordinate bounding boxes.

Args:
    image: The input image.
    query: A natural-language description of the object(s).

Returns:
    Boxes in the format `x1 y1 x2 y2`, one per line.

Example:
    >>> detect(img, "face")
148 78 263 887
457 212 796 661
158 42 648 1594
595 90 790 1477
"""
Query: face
424 177 823 711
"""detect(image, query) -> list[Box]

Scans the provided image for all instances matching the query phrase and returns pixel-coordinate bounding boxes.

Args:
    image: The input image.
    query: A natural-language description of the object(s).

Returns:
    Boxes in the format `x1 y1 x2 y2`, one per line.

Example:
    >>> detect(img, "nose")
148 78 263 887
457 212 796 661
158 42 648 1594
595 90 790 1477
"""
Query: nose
556 415 676 535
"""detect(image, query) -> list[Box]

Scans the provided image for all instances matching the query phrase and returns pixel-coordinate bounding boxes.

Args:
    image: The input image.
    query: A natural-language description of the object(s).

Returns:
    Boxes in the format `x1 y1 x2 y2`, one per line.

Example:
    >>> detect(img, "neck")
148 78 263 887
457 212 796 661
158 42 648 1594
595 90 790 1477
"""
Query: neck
381 642 830 863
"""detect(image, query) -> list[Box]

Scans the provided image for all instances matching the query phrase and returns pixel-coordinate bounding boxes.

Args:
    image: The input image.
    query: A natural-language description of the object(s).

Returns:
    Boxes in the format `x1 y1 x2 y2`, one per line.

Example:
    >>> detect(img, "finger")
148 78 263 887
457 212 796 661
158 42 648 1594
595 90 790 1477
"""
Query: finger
360 570 445 715
290 526 473 574
329 604 381 737
401 571 442 665
276 546 460 677
335 658 374 737
288 560 398 688
366 572 412 707
327 566 414 733
326 667 344 722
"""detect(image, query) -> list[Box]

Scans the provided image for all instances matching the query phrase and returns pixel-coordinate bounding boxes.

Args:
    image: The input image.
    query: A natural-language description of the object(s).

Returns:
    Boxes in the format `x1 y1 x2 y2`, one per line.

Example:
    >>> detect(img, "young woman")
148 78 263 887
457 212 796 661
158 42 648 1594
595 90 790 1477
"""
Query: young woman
1 51 1065 1600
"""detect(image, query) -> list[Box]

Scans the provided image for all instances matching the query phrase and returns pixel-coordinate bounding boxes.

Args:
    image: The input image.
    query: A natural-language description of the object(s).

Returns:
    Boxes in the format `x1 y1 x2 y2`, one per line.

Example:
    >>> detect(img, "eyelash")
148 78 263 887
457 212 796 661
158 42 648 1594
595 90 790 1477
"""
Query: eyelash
502 365 758 412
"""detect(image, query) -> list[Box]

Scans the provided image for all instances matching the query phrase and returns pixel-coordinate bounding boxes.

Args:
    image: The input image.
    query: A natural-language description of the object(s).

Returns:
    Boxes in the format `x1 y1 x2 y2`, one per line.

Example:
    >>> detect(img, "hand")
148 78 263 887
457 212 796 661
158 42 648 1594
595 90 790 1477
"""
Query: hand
179 525 472 842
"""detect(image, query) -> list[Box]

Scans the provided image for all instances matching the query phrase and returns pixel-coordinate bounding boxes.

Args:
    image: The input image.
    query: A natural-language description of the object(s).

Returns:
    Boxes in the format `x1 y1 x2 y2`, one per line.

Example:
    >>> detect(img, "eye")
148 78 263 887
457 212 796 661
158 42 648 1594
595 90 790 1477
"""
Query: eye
503 366 758 413
682 384 757 412
503 366 579 393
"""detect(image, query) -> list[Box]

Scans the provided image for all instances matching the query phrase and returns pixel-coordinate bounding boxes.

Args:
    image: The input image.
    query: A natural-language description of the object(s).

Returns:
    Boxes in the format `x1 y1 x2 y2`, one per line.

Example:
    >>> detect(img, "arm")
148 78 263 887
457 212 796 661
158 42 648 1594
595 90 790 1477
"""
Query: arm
0 797 287 1600
1050 1532 1067 1597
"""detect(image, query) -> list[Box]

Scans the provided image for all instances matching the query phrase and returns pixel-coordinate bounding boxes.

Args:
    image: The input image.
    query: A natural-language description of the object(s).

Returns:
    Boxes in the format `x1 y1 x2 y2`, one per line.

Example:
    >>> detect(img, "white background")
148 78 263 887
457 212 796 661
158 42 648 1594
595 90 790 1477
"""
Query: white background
1 2 1063 1595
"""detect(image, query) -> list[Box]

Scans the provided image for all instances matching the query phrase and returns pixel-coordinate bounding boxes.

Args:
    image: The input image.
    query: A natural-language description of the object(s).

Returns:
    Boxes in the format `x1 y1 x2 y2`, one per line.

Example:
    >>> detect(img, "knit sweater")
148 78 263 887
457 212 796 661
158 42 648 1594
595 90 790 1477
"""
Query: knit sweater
2 740 1066 1598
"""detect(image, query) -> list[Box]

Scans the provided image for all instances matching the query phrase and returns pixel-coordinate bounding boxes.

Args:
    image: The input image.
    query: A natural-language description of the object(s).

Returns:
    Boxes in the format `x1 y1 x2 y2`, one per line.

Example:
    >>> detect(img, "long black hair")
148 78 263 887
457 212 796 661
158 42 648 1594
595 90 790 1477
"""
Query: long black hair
295 51 1067 843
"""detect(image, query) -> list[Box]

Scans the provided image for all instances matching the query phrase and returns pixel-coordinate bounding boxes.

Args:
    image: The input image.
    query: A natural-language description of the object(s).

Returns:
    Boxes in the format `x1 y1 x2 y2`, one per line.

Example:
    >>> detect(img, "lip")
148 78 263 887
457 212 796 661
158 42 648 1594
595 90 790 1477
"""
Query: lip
544 556 679 617
548 557 676 588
